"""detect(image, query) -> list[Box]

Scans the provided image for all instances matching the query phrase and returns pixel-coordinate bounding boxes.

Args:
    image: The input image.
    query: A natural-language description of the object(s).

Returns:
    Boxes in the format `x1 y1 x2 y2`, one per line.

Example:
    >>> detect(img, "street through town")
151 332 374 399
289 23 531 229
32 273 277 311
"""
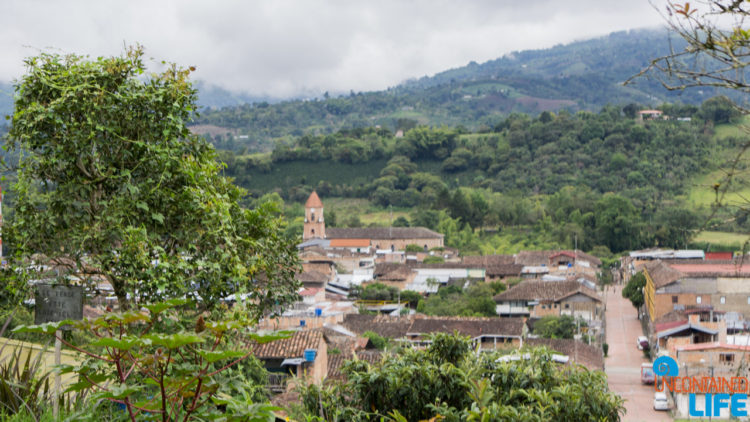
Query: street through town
605 284 672 422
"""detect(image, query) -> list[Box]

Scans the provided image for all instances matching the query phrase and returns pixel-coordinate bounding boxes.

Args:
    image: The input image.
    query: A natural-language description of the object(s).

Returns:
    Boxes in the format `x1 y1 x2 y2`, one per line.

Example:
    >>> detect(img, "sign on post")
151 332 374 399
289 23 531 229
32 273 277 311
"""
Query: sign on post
34 284 83 326
33 284 83 418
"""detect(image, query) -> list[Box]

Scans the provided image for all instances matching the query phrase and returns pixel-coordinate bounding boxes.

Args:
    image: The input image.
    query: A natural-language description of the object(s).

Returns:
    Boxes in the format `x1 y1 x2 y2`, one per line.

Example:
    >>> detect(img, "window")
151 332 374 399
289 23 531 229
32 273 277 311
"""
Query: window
672 296 678 304
311 229 315 235
541 305 546 309
564 304 570 309
720 353 735 363
311 212 315 221
696 296 702 304
721 296 726 304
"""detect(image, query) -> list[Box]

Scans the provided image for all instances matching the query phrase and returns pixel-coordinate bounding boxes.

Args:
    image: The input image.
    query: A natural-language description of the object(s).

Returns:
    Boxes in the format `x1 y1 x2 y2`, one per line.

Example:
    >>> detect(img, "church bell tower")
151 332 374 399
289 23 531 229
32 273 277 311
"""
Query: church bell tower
303 191 325 240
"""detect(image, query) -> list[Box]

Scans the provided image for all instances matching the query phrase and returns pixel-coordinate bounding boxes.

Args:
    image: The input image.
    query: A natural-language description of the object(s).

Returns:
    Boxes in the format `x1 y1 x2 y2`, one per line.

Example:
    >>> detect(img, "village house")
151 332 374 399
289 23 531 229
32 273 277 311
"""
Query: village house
341 314 526 350
642 259 750 323
493 279 602 322
250 329 328 392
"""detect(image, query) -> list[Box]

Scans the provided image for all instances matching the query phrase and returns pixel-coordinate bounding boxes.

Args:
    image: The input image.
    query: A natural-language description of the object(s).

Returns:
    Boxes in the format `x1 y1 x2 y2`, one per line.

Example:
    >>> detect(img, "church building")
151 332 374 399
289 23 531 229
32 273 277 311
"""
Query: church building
302 191 443 251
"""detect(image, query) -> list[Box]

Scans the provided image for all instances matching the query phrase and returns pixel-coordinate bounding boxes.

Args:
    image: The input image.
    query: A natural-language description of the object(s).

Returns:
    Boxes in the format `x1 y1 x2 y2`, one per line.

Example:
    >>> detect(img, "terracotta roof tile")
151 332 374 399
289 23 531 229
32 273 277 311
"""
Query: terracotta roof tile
251 329 323 359
305 191 323 208
462 255 515 266
640 260 684 288
327 227 443 240
342 314 413 338
329 238 370 248
296 270 329 283
326 350 383 380
494 280 599 303
406 316 525 338
525 338 604 370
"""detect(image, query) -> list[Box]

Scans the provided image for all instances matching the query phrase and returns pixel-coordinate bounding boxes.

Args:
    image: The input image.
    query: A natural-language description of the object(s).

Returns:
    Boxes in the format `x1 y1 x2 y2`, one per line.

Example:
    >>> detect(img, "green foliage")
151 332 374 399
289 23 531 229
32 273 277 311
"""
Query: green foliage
297 334 625 421
221 102 716 253
404 244 423 253
357 283 398 301
623 272 647 309
422 256 445 264
5 47 300 314
603 343 609 357
12 299 284 422
420 283 498 317
0 345 51 418
533 315 585 339
361 331 387 350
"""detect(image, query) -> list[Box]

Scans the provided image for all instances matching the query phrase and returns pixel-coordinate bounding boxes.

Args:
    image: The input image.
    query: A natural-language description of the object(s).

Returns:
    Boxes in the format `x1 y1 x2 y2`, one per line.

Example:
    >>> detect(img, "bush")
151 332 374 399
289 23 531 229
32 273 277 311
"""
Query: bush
603 343 609 357
362 331 388 350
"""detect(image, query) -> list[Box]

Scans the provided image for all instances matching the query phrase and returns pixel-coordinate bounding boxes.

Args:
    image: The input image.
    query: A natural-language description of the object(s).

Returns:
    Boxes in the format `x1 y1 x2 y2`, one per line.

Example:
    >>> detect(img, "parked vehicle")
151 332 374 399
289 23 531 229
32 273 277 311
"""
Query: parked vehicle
653 392 669 410
637 336 649 350
641 363 655 384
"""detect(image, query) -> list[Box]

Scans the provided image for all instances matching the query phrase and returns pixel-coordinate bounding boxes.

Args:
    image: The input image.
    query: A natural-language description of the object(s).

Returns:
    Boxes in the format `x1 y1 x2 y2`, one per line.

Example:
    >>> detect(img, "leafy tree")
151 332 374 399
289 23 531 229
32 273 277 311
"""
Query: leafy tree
533 315 583 339
297 334 625 421
5 47 299 314
13 299 284 421
623 272 647 309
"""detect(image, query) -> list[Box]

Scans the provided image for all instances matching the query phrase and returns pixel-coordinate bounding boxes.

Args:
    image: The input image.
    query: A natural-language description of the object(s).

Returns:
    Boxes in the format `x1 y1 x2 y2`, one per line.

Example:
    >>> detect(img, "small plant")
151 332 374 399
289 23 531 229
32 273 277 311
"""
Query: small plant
13 298 287 422
603 343 609 357
0 344 51 418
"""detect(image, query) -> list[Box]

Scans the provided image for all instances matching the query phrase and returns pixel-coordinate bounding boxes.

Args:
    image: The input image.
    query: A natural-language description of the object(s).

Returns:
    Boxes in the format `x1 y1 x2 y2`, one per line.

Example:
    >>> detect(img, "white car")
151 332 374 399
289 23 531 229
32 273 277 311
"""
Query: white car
637 336 649 350
654 392 669 411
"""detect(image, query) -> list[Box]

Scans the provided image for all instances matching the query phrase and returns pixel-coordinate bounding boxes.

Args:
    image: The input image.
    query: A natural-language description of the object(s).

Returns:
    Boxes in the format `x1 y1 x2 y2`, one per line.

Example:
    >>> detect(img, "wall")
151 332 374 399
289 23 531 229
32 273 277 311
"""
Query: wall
0 337 81 388
370 237 443 251
652 293 701 321
256 313 345 331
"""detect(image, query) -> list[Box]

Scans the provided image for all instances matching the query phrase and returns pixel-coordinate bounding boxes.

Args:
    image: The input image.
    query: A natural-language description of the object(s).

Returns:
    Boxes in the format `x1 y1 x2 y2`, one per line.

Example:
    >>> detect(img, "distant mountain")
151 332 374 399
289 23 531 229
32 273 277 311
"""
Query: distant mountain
193 81 279 110
0 81 14 119
193 28 730 149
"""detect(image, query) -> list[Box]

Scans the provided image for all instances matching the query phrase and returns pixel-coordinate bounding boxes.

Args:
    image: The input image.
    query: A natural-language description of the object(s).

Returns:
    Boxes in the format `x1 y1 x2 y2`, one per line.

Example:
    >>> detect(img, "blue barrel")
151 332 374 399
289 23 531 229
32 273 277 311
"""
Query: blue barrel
315 308 322 317
304 349 316 362
300 320 306 327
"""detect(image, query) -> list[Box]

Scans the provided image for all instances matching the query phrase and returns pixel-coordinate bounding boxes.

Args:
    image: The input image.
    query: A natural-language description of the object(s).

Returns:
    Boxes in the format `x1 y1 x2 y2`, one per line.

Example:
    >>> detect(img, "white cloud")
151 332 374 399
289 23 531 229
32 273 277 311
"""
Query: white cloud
0 0 668 97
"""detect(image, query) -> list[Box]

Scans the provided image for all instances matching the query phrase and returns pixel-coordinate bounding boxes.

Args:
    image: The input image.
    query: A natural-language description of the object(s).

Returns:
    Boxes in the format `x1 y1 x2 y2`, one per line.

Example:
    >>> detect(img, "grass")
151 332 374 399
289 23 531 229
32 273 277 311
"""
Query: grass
685 116 750 208
694 230 749 247
360 210 410 226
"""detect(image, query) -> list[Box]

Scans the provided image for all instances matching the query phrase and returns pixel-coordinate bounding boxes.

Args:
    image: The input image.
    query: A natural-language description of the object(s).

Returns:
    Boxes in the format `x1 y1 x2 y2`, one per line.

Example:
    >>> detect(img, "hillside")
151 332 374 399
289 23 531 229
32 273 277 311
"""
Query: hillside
192 29 735 151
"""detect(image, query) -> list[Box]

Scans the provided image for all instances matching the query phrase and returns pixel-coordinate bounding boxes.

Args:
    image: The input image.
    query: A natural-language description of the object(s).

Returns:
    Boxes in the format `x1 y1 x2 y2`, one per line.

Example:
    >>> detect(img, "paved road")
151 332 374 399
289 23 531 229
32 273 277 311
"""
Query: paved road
605 284 672 422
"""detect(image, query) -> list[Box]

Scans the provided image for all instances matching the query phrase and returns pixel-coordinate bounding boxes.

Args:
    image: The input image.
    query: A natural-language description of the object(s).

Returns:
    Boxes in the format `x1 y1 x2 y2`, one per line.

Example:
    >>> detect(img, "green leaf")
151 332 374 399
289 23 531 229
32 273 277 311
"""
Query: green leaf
143 298 191 315
151 212 164 223
245 330 294 344
141 333 205 349
197 349 247 363
89 336 141 351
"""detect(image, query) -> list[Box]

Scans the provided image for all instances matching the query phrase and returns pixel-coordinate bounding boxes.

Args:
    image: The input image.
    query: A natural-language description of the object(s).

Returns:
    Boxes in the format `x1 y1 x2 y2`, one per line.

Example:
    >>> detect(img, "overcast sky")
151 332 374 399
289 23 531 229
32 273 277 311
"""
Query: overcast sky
1 1 669 98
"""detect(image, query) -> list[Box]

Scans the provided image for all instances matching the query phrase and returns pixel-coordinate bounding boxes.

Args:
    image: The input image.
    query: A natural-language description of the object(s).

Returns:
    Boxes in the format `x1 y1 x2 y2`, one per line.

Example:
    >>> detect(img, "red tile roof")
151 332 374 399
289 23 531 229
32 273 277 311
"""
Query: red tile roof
330 238 370 248
677 342 750 352
668 262 750 276
494 280 600 303
305 191 323 208
641 260 684 288
251 329 323 359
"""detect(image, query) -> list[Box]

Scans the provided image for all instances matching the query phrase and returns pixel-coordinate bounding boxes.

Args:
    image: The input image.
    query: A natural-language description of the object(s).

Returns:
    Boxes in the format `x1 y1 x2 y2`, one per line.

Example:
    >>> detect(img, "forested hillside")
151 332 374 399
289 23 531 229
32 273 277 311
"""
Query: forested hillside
192 29 737 151
221 96 745 255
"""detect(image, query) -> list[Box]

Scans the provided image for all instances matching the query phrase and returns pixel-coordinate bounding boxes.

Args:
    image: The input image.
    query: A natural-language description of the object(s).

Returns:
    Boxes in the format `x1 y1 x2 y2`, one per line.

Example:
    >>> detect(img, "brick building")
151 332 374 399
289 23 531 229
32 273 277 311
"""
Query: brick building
302 191 444 250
